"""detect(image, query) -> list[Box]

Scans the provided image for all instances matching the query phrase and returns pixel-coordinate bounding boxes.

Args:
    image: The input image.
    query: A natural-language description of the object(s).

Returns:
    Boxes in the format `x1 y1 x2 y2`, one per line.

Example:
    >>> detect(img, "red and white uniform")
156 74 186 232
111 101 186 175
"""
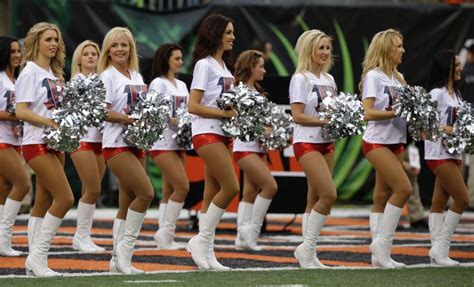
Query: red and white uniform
0 71 20 146
101 66 147 149
289 72 337 144
15 61 62 145
190 56 234 137
362 68 406 144
425 87 463 161
149 77 189 150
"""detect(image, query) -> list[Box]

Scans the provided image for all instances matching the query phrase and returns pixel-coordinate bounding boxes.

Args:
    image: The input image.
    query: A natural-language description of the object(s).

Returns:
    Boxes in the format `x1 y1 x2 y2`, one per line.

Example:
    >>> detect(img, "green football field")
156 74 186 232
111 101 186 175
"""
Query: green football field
2 267 473 287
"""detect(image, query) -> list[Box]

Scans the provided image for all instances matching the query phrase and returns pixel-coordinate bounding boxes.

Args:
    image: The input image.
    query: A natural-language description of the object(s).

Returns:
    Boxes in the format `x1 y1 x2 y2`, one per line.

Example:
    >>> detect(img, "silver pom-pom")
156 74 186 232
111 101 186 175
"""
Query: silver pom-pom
394 85 441 141
42 75 108 152
257 102 294 151
319 92 365 141
123 90 172 150
218 82 268 141
43 109 87 152
71 74 108 128
173 106 192 149
443 101 474 154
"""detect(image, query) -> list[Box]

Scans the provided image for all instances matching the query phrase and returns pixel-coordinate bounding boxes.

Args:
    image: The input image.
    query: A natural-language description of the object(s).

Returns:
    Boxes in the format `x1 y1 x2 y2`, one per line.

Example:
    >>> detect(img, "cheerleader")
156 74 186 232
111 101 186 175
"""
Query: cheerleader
15 22 74 277
290 30 337 269
361 29 411 268
149 43 189 250
425 50 467 266
233 50 277 251
186 14 238 271
98 27 154 274
0 36 32 256
69 40 105 253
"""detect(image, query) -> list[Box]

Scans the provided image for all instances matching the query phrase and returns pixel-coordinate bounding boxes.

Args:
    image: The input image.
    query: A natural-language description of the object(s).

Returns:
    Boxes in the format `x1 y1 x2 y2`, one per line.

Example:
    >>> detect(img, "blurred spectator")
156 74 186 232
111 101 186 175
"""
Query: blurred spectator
404 143 428 228
463 44 474 210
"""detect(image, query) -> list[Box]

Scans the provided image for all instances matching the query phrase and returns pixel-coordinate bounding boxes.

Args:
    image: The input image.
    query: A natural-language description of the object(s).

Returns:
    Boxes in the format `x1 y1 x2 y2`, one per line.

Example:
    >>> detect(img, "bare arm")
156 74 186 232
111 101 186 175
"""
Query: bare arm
105 103 134 125
15 102 58 129
0 111 18 122
291 102 328 127
363 98 395 121
188 89 236 119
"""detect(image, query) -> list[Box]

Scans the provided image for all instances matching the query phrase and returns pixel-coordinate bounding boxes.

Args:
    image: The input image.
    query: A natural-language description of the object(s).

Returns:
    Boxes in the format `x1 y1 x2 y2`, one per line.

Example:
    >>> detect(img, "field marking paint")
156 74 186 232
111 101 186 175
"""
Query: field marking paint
1 263 474 279
124 280 182 283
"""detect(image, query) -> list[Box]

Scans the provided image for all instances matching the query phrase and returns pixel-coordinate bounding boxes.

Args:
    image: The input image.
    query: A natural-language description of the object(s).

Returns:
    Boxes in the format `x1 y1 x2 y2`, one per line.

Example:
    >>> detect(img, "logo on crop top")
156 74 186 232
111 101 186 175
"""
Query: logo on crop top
312 84 336 112
3 90 15 112
383 86 399 111
172 96 187 117
123 85 148 114
446 106 458 126
42 78 62 110
217 77 233 94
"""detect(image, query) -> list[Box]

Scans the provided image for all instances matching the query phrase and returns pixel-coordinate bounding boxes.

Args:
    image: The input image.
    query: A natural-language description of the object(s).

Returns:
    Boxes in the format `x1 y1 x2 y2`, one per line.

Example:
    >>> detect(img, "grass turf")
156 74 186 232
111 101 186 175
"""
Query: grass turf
1 267 473 287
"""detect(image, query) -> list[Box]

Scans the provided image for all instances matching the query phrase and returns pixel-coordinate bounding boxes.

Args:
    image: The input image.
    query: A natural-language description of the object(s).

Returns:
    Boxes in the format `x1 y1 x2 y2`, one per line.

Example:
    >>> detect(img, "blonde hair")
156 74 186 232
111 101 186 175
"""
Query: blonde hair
234 50 265 94
294 29 333 75
98 27 139 73
359 28 406 91
71 40 100 78
22 22 65 80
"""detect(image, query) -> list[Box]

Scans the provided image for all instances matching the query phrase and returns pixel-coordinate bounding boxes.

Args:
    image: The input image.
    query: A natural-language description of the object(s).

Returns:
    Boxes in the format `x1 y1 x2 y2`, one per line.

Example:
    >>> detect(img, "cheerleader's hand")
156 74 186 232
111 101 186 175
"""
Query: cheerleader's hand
223 108 237 118
47 118 60 129
124 115 136 125
264 126 274 136
440 125 453 135
420 131 427 141
170 117 178 126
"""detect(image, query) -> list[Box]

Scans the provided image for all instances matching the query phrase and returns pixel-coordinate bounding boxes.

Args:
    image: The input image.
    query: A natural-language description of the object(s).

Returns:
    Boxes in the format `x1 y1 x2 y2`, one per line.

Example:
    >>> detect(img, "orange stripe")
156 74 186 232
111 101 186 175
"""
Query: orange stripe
0 257 194 271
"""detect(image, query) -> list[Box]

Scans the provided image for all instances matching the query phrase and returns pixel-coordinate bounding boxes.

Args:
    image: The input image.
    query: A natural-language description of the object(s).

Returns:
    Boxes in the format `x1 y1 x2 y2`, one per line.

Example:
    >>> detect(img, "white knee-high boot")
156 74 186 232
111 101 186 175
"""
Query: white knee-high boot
0 198 22 256
207 230 230 271
73 201 105 253
27 216 43 253
157 202 183 249
294 210 327 269
235 201 253 249
154 200 184 250
109 218 144 274
115 209 146 274
25 212 62 277
369 212 405 268
429 212 444 246
158 202 166 227
369 203 403 269
240 196 271 251
302 211 326 267
302 212 309 238
429 210 461 266
186 202 225 270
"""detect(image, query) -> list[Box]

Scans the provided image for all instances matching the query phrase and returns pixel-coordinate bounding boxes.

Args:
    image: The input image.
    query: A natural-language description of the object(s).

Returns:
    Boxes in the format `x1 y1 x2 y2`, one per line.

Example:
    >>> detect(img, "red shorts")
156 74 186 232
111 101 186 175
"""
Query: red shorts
233 151 265 162
362 141 405 156
149 150 186 159
102 147 146 162
0 143 21 152
192 133 233 151
293 142 335 161
22 144 63 162
426 159 462 171
72 142 103 156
